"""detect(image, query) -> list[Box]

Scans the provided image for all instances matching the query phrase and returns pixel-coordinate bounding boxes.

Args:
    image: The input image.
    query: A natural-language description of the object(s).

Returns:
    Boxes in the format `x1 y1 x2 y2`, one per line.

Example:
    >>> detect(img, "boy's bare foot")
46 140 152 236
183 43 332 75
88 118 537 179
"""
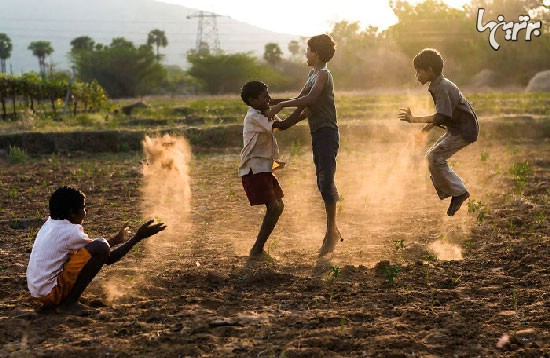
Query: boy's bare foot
447 191 470 216
249 244 265 257
55 302 97 316
249 250 274 261
319 229 342 257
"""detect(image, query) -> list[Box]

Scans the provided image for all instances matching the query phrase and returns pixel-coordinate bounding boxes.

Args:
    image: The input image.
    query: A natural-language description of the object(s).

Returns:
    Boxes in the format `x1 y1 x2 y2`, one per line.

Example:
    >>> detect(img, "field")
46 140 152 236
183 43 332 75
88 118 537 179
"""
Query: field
0 92 548 357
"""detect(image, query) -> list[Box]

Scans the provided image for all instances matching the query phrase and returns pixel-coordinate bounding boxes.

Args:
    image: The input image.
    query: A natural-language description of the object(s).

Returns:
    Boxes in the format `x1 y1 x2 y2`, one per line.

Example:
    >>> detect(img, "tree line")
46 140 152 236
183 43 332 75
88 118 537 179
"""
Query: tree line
0 73 107 120
0 0 548 97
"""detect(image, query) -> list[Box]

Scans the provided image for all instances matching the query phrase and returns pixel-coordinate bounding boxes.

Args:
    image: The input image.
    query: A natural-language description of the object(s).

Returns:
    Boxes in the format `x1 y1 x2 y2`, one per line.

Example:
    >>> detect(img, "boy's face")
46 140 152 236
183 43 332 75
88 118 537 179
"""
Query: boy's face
415 67 436 85
69 201 86 225
249 88 271 111
305 47 318 66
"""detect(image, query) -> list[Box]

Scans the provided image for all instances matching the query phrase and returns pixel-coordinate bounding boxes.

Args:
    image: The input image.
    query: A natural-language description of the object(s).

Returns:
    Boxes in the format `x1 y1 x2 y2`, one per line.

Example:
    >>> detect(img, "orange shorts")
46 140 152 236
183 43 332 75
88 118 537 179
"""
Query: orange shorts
36 247 92 306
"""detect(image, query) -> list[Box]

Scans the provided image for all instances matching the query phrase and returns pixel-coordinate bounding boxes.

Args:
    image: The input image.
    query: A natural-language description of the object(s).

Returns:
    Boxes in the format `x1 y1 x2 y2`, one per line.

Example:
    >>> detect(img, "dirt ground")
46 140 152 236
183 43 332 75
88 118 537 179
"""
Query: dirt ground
0 123 548 357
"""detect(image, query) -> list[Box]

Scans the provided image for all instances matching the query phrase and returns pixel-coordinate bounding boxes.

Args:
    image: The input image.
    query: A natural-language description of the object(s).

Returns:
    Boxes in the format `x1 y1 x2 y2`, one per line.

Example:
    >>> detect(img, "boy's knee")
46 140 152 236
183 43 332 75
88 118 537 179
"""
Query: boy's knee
85 239 110 260
267 200 284 216
426 150 444 167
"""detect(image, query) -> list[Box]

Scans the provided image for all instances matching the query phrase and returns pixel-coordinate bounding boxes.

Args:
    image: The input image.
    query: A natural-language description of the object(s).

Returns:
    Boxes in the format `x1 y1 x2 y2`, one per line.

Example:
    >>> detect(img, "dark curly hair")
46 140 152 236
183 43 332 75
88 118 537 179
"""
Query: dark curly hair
240 80 268 106
413 48 444 76
307 34 336 63
49 186 85 220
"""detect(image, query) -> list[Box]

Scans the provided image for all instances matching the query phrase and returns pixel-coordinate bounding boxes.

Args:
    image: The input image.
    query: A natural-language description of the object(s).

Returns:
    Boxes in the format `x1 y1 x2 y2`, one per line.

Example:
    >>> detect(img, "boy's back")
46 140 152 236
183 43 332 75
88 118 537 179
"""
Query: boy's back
428 75 479 143
27 217 92 297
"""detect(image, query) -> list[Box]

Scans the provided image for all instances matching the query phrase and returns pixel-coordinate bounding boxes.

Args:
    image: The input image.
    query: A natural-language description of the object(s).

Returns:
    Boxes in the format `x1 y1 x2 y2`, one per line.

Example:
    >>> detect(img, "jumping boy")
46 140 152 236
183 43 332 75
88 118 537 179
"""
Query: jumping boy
266 34 341 256
399 48 479 216
26 186 166 313
239 80 305 258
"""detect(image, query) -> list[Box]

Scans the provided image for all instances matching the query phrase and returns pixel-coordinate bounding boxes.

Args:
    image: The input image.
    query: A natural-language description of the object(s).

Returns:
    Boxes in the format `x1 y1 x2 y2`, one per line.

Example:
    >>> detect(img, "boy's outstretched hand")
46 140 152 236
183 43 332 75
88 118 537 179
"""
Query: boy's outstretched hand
398 107 412 122
109 222 130 246
134 220 167 241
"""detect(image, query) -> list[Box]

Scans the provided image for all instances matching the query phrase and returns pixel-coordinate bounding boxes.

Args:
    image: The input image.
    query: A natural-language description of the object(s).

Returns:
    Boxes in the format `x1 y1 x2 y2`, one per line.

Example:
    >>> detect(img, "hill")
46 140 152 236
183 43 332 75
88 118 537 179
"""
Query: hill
0 0 300 74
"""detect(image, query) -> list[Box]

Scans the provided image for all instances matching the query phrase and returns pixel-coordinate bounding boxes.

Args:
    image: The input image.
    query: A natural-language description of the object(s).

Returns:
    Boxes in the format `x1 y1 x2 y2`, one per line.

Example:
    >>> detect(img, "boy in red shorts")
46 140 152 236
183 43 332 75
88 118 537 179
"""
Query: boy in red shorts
239 81 305 257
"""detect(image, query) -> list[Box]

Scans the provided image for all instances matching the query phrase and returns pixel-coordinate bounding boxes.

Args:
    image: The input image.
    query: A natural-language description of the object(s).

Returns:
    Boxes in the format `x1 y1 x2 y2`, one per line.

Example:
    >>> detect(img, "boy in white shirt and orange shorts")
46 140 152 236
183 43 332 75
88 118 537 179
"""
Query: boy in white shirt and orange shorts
26 186 165 313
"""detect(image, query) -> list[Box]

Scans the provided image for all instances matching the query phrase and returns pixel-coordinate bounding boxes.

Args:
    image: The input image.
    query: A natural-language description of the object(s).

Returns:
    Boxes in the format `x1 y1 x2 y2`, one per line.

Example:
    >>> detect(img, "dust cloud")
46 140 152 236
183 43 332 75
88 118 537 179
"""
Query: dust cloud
103 134 192 301
265 93 478 266
141 134 192 255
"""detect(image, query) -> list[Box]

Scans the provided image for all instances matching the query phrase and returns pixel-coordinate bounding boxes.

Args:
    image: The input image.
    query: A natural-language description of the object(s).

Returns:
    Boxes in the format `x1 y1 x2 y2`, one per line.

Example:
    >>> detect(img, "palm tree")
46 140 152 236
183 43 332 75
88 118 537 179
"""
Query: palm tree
147 29 168 61
28 41 54 79
0 33 13 74
263 43 283 66
70 36 95 53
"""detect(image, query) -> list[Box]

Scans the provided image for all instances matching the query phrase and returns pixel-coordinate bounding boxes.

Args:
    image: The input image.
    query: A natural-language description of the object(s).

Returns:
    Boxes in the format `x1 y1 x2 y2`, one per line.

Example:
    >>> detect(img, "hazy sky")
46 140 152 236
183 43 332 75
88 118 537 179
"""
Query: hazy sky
159 0 471 36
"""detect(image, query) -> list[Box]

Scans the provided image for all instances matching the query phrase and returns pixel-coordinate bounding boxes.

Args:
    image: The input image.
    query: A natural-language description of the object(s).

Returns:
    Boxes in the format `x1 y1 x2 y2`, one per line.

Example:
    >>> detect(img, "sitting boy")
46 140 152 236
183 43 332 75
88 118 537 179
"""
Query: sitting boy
26 186 166 313
239 80 305 257
399 48 479 216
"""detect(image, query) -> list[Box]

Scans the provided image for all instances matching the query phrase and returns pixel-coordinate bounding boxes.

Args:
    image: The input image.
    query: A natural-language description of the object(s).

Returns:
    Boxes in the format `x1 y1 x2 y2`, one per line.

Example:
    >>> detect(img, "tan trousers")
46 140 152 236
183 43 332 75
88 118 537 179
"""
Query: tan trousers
426 132 470 200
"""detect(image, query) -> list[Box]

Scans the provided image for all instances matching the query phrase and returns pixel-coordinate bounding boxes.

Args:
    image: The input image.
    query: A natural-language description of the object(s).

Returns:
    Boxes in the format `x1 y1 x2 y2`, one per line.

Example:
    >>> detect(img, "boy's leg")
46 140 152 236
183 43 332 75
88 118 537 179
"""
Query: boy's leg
59 239 110 307
312 128 341 256
250 198 284 256
425 133 471 214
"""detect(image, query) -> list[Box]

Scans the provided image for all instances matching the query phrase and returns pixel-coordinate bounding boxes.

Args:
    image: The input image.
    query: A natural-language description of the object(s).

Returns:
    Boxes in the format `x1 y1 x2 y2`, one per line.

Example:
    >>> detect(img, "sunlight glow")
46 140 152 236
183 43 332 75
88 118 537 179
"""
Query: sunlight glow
159 0 472 36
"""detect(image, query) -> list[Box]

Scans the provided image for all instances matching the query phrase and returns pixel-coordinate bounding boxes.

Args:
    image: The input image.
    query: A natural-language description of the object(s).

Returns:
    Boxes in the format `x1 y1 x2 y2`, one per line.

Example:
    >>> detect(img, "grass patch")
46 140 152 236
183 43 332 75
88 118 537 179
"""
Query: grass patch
7 146 29 164
509 162 531 194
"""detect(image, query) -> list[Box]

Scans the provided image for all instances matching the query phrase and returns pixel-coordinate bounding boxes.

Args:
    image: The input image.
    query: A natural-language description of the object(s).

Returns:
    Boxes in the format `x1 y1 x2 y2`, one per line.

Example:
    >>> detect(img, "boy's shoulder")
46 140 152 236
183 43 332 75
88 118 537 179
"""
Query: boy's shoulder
430 75 459 90
36 218 85 244
244 107 266 121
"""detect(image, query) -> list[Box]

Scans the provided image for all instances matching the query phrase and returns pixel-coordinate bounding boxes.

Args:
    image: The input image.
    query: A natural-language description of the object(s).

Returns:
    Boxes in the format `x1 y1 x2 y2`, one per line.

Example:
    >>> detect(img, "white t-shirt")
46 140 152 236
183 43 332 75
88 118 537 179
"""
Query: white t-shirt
26 217 93 297
238 107 281 176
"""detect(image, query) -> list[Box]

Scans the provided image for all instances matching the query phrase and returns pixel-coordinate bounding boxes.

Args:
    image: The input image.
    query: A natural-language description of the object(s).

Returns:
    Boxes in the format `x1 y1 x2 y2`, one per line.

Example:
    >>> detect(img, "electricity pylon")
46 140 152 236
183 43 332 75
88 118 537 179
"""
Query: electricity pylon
186 11 223 53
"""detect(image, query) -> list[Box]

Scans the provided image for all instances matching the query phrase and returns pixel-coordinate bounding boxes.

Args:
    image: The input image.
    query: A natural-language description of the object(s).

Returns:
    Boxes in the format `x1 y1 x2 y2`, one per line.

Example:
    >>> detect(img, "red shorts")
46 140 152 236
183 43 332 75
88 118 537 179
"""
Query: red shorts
241 171 284 205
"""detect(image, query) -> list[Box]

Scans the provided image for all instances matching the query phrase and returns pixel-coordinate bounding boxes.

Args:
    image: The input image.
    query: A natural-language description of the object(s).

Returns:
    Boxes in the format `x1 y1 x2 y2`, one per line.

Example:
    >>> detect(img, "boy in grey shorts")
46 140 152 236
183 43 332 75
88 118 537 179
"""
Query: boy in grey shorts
399 48 479 216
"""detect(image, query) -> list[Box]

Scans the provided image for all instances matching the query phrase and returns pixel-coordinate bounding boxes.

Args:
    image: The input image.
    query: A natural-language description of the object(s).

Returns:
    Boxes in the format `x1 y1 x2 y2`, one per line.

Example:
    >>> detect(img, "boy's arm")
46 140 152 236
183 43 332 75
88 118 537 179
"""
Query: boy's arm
270 84 310 105
106 220 166 265
267 72 327 117
398 107 447 125
270 98 291 105
108 222 130 247
273 107 307 130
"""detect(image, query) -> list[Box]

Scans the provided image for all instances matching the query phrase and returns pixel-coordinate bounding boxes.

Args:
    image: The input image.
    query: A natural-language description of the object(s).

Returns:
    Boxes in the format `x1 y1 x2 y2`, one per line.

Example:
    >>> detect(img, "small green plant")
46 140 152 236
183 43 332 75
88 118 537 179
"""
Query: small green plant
425 252 438 262
7 146 29 164
340 317 347 334
325 265 341 284
462 240 473 252
467 199 488 223
9 220 24 230
7 188 19 200
480 150 489 162
509 162 531 193
383 263 401 283
393 239 405 252
267 237 280 255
